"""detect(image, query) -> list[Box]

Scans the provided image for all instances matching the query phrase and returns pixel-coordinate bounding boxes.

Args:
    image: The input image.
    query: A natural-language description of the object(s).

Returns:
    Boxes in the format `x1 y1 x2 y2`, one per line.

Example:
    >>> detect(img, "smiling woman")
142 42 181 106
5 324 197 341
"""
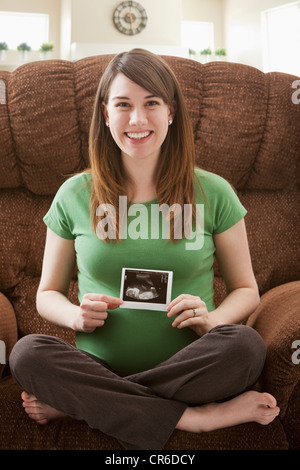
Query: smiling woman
9 48 279 451
89 49 195 238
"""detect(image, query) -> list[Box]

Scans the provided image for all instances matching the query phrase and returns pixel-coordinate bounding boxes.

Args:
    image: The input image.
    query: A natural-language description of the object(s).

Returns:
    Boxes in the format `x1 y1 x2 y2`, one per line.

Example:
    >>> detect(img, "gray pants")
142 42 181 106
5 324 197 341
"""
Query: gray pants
9 324 266 450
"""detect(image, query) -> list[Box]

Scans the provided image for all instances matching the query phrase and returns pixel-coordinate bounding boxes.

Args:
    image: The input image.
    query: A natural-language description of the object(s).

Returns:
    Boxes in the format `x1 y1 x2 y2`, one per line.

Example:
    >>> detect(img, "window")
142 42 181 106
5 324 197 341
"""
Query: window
0 11 49 50
181 21 214 55
262 2 300 76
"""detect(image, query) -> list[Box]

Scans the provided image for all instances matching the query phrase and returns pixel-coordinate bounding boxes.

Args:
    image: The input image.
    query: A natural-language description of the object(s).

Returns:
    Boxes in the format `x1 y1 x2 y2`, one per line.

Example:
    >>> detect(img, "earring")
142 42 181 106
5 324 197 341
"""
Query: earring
168 119 173 125
106 122 110 127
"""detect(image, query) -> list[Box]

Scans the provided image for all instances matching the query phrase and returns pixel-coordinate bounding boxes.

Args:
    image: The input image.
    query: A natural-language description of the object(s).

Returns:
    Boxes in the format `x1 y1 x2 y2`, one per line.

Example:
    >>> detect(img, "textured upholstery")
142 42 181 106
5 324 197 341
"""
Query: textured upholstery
0 55 299 450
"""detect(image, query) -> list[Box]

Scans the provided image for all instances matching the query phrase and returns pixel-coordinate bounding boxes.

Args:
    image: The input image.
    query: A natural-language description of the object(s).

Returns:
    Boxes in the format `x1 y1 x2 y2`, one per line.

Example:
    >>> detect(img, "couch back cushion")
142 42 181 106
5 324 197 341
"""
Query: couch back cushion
0 56 299 194
0 56 299 333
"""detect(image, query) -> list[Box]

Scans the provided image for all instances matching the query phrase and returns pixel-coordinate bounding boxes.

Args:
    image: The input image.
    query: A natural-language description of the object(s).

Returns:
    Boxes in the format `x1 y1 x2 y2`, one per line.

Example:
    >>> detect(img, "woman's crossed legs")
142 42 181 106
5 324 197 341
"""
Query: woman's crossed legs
9 324 279 449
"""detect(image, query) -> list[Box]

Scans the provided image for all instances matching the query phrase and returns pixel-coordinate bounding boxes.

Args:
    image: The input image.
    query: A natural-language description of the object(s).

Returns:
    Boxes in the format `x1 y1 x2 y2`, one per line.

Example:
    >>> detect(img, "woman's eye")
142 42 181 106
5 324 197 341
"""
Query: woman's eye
116 102 130 108
146 101 159 107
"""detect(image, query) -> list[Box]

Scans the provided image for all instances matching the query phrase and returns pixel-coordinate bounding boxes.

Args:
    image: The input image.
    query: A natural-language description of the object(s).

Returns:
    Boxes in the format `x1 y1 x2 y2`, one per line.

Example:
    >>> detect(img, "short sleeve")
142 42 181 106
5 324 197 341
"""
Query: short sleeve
43 182 75 240
196 170 247 235
213 179 247 234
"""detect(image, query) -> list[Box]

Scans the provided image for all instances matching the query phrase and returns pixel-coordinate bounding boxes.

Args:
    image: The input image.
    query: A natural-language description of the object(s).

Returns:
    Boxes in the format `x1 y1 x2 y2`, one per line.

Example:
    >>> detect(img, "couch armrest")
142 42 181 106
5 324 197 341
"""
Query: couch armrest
0 292 18 378
247 281 300 418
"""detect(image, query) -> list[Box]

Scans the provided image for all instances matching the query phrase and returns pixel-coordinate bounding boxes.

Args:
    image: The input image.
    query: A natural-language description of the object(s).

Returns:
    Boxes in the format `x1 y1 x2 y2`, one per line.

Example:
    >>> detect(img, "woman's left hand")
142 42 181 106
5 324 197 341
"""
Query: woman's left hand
167 294 221 337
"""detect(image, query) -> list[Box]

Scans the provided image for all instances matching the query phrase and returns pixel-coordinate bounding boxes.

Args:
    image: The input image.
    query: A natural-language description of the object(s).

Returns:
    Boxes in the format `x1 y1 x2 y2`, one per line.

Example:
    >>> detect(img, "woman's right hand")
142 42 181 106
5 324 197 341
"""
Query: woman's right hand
73 294 123 333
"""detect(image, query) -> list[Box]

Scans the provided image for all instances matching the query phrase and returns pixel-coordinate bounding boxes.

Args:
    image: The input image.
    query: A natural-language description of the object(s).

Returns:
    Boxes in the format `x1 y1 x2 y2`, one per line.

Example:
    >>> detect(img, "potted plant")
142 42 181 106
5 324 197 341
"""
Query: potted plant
188 48 196 60
39 43 54 60
0 42 8 60
17 42 31 52
17 42 31 61
215 48 227 60
200 48 212 63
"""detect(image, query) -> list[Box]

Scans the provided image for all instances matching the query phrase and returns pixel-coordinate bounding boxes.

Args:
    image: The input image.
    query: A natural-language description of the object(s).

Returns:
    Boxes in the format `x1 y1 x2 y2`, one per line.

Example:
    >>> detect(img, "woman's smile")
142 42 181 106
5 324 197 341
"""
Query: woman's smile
125 130 152 141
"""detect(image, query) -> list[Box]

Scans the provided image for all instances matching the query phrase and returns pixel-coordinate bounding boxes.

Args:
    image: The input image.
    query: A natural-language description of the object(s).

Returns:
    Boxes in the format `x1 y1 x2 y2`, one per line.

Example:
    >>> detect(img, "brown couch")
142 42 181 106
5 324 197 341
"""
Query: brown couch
0 55 299 450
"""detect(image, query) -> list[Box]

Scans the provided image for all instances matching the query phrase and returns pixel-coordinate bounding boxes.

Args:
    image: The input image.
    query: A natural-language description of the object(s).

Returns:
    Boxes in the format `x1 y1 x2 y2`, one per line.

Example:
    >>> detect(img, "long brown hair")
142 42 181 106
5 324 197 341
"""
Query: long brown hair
88 48 198 240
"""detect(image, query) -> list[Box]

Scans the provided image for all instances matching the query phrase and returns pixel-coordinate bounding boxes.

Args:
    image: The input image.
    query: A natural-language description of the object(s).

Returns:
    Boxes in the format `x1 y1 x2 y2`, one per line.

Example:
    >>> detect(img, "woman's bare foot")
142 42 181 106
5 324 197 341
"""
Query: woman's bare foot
21 391 67 425
176 391 280 433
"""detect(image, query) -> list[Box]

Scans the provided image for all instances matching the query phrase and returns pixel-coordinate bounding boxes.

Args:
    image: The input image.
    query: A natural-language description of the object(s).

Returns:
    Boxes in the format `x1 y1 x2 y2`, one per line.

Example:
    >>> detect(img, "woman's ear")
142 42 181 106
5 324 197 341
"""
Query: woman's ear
101 101 109 122
169 99 177 121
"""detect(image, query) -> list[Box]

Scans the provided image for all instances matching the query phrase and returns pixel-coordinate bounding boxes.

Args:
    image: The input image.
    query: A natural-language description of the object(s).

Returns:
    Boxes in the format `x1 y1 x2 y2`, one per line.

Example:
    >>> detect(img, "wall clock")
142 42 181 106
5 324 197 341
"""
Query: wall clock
113 1 148 36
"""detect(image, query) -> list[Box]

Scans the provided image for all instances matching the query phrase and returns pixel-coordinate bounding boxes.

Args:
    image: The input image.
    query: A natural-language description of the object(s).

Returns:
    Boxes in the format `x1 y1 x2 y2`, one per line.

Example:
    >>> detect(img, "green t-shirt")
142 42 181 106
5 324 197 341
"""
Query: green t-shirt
43 169 246 376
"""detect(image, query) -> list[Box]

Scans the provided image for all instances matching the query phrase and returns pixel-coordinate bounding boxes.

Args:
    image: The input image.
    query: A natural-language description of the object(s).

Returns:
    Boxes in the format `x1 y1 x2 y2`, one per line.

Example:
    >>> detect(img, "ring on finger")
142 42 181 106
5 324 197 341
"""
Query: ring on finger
192 309 197 316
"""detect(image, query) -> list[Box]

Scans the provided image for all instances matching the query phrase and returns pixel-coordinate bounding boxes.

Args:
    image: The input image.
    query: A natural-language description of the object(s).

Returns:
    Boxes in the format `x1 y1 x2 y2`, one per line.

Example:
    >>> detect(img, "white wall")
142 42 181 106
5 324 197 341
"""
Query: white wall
182 0 224 51
222 0 297 70
60 0 71 60
1 0 298 73
67 0 184 60
70 0 181 45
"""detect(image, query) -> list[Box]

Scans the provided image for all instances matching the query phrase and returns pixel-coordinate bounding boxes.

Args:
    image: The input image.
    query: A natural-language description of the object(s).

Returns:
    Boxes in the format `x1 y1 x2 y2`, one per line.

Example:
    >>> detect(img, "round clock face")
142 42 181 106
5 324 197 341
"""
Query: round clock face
113 1 148 36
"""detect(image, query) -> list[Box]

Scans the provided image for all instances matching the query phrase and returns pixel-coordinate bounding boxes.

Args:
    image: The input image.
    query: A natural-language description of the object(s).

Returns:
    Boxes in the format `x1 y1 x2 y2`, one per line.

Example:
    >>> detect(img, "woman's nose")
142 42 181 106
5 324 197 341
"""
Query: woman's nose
129 107 148 126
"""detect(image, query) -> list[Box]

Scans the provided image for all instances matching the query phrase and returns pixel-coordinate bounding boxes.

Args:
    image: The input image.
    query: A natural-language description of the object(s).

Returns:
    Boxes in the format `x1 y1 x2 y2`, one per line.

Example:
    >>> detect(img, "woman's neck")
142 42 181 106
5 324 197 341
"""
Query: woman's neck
122 153 158 203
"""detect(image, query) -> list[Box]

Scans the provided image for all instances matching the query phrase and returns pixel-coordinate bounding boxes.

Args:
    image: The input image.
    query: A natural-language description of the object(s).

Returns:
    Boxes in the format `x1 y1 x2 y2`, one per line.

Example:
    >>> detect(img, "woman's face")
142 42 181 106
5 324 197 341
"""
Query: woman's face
102 73 174 164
